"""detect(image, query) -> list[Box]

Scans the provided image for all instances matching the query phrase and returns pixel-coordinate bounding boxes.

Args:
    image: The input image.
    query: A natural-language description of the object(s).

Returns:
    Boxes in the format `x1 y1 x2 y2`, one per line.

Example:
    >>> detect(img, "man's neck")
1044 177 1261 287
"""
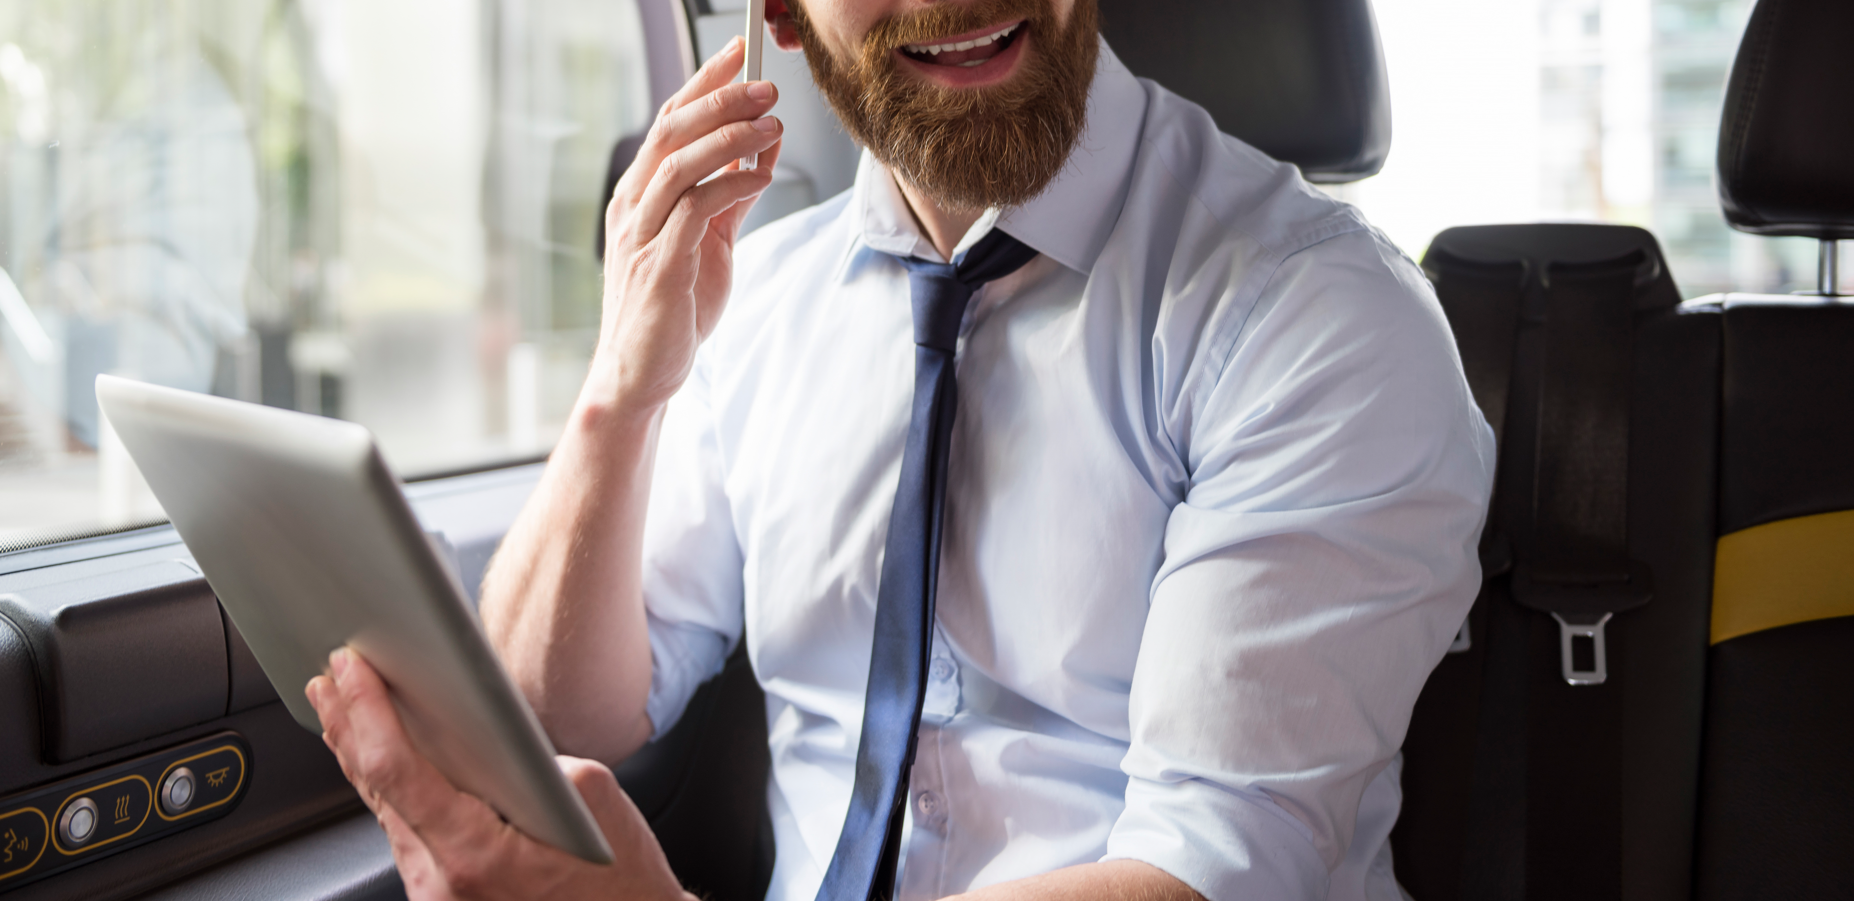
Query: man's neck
894 174 985 262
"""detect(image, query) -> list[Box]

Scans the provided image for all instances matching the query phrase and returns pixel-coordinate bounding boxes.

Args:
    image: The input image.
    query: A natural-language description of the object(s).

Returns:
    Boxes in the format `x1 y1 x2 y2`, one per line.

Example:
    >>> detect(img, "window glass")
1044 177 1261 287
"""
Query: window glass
2 0 1842 547
0 0 651 543
1345 0 1842 298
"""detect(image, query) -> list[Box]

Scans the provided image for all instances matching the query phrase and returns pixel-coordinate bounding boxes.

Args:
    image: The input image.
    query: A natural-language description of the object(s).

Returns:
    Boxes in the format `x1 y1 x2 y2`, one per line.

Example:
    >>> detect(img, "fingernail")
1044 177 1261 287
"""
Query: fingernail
748 81 774 101
305 679 323 708
329 648 351 679
752 116 779 132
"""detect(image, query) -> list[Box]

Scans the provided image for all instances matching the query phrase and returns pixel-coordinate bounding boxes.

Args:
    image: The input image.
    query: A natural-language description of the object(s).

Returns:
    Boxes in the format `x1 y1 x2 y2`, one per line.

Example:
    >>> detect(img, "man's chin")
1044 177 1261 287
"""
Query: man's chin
891 27 1031 90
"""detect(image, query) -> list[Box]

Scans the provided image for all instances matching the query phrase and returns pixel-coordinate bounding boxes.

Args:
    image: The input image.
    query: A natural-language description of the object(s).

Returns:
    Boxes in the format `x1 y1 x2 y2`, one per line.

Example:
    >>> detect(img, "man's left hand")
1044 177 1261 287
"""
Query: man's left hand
306 648 694 901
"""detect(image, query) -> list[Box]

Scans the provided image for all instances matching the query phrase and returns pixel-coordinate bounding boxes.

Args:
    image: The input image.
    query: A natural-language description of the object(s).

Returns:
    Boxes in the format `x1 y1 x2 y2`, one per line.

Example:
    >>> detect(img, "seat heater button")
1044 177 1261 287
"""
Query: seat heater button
59 798 99 847
161 767 197 815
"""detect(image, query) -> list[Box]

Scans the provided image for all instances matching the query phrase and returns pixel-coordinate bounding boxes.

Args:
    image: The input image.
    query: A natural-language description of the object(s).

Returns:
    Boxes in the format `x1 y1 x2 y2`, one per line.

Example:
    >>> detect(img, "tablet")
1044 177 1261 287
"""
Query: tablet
95 374 615 864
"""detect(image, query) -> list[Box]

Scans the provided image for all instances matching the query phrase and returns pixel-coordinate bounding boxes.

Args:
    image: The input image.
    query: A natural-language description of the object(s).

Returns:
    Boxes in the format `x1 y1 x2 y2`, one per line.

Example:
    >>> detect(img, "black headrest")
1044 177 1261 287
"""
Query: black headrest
1099 0 1391 183
1717 0 1854 239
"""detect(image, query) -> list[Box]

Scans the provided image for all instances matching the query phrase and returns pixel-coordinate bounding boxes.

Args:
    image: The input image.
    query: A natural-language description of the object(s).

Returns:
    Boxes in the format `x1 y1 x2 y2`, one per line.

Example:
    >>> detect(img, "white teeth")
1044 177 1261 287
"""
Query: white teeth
905 22 1019 58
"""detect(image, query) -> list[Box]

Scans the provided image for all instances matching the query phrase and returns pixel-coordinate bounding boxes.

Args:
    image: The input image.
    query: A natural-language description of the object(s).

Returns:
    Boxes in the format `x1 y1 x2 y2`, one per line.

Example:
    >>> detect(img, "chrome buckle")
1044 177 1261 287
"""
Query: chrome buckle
1552 612 1613 686
1448 618 1472 654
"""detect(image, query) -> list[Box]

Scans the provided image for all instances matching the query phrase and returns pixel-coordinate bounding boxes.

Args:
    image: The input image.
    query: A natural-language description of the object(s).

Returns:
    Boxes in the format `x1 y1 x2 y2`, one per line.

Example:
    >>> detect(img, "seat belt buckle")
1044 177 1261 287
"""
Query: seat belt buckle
1448 618 1473 654
1551 612 1613 685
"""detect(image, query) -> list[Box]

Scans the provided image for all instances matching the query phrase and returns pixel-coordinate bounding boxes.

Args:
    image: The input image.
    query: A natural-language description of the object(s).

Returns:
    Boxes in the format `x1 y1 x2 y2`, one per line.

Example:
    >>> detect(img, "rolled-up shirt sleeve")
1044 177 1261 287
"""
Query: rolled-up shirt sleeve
1104 232 1496 900
640 347 746 739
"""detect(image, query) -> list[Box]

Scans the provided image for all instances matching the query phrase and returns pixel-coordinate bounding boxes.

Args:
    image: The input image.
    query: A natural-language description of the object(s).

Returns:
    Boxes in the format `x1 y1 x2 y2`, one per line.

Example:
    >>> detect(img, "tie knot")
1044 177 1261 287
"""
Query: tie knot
902 264 968 352
892 229 1039 352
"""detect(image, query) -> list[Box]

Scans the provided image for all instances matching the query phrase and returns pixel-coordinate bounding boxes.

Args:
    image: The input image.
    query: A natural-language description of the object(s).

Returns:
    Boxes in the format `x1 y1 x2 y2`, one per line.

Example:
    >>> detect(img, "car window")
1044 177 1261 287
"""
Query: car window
1342 0 1836 297
0 0 652 545
2 0 1842 548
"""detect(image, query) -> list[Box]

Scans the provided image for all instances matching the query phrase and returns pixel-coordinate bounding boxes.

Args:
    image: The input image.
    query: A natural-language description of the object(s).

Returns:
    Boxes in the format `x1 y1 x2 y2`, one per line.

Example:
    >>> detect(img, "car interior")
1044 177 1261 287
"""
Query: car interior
0 0 1848 898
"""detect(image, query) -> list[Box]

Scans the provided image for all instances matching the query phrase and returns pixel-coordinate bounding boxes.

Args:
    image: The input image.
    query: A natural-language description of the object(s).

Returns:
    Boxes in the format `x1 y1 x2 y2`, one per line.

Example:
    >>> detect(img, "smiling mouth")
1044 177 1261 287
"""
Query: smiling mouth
898 21 1026 68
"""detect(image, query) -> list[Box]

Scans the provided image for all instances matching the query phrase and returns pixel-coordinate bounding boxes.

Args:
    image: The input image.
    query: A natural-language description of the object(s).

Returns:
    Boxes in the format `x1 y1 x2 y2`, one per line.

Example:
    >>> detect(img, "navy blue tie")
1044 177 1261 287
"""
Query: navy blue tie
815 229 1040 901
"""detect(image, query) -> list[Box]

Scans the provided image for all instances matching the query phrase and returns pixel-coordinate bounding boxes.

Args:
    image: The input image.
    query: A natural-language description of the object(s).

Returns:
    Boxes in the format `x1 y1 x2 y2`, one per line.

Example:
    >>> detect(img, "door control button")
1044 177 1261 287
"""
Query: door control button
159 768 196 816
57 799 98 847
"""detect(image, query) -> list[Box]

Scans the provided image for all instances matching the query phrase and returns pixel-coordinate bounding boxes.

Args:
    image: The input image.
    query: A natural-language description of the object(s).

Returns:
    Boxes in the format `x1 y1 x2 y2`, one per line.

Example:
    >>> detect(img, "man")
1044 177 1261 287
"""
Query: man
306 0 1495 899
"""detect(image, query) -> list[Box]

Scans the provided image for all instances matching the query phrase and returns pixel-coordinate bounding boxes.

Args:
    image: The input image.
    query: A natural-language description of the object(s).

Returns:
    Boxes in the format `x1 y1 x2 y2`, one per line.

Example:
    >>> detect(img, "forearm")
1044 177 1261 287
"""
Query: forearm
951 861 1203 901
479 391 664 763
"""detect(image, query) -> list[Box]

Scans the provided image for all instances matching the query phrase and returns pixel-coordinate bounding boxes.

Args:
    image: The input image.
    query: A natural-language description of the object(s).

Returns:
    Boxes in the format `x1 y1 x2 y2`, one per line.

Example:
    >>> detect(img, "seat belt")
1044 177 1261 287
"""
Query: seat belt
1428 249 1532 899
1431 247 1653 901
1513 252 1651 901
1510 252 1654 681
1429 249 1526 585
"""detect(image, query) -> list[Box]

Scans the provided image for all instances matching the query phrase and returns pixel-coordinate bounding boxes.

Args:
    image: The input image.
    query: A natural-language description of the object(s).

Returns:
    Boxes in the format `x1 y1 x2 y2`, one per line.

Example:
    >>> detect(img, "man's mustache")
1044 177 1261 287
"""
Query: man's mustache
862 0 1046 55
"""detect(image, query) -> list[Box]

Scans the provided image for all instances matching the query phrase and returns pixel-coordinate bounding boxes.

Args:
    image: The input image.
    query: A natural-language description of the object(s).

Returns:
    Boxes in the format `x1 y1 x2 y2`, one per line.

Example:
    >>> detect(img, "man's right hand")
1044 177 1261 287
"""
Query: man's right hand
588 35 783 416
477 35 780 763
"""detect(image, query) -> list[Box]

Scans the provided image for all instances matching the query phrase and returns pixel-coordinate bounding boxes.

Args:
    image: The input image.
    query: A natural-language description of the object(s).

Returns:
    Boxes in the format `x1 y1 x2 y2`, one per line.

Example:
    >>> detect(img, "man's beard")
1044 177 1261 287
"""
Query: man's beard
791 0 1099 212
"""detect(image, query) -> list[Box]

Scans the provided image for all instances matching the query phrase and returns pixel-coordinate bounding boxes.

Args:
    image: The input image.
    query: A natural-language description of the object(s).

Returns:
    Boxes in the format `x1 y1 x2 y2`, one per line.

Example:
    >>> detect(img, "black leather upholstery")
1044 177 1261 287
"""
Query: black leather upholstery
595 132 646 260
0 563 229 763
1097 0 1391 183
136 811 404 901
1695 615 1854 900
1716 0 1854 238
1692 301 1854 900
1394 225 1718 901
1719 304 1854 533
614 648 774 901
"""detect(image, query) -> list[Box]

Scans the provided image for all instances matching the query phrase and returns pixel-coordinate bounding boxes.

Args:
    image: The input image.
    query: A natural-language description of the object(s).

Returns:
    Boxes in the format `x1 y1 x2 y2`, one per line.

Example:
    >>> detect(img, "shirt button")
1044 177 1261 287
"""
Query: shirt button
917 790 941 818
929 659 955 682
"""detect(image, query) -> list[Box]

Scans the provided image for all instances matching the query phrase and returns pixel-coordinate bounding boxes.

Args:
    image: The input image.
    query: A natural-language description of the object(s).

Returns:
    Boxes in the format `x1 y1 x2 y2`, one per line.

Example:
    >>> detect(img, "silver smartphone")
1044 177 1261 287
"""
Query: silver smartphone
95 374 615 865
742 0 767 170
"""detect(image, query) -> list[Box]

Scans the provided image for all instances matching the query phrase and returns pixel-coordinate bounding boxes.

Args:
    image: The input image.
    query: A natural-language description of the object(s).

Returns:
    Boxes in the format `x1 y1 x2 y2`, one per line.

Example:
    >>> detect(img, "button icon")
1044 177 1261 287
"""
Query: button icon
2 827 26 863
0 808 48 881
205 767 229 789
57 799 98 848
160 768 197 816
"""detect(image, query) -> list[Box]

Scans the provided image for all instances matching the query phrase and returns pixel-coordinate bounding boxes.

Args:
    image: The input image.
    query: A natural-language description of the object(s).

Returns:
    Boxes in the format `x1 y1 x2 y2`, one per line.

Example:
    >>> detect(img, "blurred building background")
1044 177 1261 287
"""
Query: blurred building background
0 0 651 541
1352 0 1835 296
0 0 1842 545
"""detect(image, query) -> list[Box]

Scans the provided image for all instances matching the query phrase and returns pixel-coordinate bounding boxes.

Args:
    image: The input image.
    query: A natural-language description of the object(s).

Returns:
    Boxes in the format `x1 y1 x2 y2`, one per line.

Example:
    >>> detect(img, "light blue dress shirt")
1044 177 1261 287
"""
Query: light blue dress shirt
638 42 1495 901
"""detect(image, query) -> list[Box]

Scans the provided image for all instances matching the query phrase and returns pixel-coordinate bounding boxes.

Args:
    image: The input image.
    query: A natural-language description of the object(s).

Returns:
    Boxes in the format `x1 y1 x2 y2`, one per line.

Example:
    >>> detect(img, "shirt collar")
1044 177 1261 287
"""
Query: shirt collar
852 39 1148 273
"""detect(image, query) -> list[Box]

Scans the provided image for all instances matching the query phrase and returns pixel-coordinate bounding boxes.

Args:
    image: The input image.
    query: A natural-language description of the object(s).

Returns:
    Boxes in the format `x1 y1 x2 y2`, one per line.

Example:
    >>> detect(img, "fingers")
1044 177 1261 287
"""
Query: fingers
656 165 780 258
557 757 636 839
645 80 780 179
306 673 381 816
314 649 499 858
373 803 447 898
616 35 779 237
665 35 748 117
557 757 684 894
621 36 754 202
630 117 783 245
714 136 785 240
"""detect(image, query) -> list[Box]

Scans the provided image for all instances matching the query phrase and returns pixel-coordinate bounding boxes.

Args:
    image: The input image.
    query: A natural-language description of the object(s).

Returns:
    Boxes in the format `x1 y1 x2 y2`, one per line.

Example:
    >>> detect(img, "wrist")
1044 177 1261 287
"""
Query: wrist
569 392 665 441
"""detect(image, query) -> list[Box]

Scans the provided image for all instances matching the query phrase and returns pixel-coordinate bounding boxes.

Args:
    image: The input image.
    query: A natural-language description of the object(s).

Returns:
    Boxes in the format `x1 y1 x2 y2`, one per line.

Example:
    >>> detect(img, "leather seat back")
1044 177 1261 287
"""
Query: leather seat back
1694 4 1854 892
1097 0 1391 182
1394 225 1720 901
1695 303 1854 898
614 648 772 901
